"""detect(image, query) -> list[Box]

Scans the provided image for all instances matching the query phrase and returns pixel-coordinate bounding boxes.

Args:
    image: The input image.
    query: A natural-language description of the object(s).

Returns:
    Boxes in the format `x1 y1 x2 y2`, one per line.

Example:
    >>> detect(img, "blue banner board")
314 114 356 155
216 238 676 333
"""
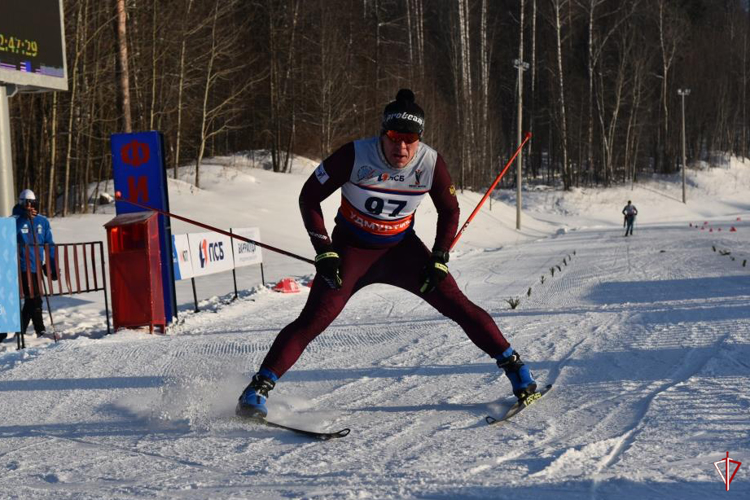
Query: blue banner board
0 218 20 333
111 131 177 323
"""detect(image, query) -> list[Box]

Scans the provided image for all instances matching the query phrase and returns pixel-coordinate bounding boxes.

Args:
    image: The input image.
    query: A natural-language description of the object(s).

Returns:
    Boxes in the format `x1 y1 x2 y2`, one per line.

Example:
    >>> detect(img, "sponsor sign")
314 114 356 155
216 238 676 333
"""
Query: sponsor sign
111 131 176 322
231 228 263 268
171 234 193 280
0 218 20 332
187 232 234 278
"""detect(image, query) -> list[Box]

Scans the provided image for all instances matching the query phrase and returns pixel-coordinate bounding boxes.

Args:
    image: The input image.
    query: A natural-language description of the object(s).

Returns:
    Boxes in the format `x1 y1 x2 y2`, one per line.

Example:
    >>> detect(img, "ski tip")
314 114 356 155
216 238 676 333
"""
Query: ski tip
317 428 351 440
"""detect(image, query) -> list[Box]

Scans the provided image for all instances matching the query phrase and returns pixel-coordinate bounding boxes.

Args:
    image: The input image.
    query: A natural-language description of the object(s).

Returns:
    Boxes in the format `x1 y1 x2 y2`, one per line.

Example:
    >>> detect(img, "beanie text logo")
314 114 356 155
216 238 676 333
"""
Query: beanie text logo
385 112 424 125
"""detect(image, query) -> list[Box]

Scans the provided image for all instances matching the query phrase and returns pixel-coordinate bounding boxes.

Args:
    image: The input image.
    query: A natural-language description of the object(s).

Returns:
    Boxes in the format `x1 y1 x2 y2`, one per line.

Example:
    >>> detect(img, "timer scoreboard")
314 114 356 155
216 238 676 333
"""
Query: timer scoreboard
0 0 67 91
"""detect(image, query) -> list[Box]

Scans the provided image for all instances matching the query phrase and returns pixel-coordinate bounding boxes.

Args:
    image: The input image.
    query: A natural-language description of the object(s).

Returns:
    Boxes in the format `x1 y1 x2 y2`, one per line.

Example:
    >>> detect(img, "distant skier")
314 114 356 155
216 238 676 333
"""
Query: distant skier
237 89 538 419
13 189 57 338
622 200 638 236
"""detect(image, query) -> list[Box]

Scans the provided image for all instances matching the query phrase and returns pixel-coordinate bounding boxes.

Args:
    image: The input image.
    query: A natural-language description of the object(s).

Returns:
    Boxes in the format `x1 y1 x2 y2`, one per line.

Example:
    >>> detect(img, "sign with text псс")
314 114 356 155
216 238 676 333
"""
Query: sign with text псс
187 232 234 278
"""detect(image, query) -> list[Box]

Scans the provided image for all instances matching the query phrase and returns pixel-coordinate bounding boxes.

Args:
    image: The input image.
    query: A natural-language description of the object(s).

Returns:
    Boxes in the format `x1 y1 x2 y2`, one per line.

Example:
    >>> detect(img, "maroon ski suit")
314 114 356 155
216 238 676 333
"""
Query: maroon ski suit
260 139 511 377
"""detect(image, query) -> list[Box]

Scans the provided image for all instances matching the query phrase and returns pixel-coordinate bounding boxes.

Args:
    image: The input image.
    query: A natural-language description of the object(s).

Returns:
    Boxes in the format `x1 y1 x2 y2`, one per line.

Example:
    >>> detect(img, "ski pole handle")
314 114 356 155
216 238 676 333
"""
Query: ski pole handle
113 193 315 265
449 132 532 251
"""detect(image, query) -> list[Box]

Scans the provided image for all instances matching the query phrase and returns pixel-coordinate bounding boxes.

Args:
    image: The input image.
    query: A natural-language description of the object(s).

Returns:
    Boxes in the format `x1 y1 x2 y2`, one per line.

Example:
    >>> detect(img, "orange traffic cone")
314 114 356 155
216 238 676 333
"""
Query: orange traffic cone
273 278 301 293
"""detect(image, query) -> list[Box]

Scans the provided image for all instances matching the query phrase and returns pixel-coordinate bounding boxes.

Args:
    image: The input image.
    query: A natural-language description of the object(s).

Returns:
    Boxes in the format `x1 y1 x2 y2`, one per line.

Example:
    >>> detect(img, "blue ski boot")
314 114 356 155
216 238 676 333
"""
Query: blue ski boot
496 347 537 403
236 368 278 419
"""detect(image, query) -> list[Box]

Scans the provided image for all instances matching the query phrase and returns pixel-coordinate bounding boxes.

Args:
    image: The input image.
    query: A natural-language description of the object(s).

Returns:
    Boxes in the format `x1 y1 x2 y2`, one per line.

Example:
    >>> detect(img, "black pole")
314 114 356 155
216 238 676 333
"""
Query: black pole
191 277 199 312
16 259 24 350
99 242 112 335
39 271 58 343
28 214 58 342
230 228 238 301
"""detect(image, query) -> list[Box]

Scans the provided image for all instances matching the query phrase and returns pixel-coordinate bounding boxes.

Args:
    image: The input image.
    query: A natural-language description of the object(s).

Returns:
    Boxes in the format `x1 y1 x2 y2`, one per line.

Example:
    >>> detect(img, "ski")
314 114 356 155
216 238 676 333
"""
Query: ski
239 416 350 440
485 383 553 425
262 419 350 440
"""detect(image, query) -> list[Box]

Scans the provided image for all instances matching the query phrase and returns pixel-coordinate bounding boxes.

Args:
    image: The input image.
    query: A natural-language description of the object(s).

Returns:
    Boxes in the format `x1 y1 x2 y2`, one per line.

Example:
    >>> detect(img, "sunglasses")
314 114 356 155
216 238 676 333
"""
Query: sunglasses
22 199 39 208
385 130 420 144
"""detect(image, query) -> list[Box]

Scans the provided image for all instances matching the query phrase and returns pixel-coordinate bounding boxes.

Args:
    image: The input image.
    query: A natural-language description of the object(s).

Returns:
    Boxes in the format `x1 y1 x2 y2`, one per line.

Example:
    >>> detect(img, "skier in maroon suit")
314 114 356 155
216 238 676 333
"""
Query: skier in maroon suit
237 89 537 419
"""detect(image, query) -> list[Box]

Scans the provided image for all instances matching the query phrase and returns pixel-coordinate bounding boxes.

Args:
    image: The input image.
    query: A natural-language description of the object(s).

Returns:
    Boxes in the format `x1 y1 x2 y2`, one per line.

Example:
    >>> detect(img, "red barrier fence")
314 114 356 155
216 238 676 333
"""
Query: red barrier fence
17 242 111 335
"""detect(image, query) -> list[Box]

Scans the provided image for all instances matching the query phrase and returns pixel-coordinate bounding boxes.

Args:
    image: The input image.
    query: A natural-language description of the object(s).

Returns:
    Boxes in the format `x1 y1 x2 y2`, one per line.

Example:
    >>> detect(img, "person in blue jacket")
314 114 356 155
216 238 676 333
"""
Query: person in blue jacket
13 189 57 338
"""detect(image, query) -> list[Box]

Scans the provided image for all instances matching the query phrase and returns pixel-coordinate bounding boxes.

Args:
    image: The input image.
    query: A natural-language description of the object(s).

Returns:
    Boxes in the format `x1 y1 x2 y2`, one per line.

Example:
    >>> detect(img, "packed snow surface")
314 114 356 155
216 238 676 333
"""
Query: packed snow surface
1 152 749 499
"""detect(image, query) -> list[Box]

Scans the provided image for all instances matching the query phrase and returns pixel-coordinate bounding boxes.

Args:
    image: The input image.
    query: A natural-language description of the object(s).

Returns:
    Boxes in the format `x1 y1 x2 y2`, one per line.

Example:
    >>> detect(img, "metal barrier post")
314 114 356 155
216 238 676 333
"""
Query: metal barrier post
99 242 112 335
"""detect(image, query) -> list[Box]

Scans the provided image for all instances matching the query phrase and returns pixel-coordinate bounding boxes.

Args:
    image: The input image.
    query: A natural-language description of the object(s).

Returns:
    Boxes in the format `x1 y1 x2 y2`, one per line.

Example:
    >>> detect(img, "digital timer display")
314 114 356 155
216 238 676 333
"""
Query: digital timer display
0 0 67 91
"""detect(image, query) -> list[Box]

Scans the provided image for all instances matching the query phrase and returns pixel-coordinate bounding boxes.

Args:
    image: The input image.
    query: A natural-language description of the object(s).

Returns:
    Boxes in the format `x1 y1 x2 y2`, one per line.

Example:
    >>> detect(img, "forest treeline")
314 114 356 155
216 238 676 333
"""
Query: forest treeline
8 0 750 216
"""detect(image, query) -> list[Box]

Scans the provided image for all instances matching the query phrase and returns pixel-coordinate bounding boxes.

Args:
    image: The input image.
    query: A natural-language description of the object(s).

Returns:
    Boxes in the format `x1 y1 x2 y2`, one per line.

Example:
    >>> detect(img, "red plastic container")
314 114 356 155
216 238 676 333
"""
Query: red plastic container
104 212 165 333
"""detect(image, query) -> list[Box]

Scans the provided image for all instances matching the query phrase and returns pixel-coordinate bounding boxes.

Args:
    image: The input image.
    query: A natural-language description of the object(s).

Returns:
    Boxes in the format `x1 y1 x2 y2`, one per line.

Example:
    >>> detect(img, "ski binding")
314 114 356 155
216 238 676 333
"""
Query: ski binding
485 383 553 425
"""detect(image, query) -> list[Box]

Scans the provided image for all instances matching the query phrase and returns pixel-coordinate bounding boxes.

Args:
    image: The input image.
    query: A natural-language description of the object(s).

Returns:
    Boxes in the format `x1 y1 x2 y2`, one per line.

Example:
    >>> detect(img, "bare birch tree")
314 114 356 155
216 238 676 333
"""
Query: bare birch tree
550 0 571 189
656 0 685 173
193 2 259 188
173 0 195 178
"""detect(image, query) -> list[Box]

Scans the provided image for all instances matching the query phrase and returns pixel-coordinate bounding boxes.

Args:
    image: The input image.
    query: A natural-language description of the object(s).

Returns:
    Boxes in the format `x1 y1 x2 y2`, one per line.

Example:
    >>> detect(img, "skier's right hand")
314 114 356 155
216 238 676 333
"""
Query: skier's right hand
42 264 58 281
314 250 342 290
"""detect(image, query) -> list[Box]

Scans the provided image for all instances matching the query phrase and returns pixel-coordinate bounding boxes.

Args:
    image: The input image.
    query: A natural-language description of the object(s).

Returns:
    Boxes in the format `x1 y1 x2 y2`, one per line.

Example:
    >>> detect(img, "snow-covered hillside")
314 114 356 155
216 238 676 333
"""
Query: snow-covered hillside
1 153 748 499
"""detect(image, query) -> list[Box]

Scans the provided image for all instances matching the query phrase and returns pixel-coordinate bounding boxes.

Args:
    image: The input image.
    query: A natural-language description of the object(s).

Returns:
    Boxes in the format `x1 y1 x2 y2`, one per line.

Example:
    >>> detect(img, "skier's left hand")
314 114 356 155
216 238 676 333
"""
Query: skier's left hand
420 250 449 294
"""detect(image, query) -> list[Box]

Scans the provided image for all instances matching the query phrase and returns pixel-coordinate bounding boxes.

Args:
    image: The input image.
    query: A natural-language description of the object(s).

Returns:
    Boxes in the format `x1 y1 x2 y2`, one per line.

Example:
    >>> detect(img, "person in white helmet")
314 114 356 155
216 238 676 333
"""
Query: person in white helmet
12 189 57 339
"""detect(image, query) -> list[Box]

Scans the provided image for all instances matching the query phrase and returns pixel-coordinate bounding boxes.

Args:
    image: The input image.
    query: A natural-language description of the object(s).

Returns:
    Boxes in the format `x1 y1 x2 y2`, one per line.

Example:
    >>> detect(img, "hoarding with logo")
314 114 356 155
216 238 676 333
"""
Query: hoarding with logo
171 234 193 280
187 232 234 278
231 227 263 268
111 131 176 321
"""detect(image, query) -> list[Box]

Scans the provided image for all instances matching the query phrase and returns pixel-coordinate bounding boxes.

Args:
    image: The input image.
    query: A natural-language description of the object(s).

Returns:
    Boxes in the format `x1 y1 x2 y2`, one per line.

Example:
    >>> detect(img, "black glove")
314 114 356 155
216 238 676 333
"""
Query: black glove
42 264 58 281
315 250 342 290
420 250 449 294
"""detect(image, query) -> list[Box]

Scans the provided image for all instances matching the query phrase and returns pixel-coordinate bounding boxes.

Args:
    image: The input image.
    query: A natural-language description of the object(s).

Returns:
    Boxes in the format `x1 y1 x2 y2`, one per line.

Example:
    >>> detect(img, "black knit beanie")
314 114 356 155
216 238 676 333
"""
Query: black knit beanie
382 89 425 135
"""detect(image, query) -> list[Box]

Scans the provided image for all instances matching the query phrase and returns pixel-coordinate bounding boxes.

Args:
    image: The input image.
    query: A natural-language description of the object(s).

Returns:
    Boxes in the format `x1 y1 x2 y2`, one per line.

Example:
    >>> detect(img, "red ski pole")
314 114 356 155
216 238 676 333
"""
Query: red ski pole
449 131 532 251
113 193 315 265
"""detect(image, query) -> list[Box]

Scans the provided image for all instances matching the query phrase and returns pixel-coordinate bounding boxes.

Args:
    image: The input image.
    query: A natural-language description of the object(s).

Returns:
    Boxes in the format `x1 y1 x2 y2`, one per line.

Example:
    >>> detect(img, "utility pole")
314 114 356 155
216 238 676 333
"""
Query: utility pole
678 88 690 204
514 58 529 229
0 85 17 217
